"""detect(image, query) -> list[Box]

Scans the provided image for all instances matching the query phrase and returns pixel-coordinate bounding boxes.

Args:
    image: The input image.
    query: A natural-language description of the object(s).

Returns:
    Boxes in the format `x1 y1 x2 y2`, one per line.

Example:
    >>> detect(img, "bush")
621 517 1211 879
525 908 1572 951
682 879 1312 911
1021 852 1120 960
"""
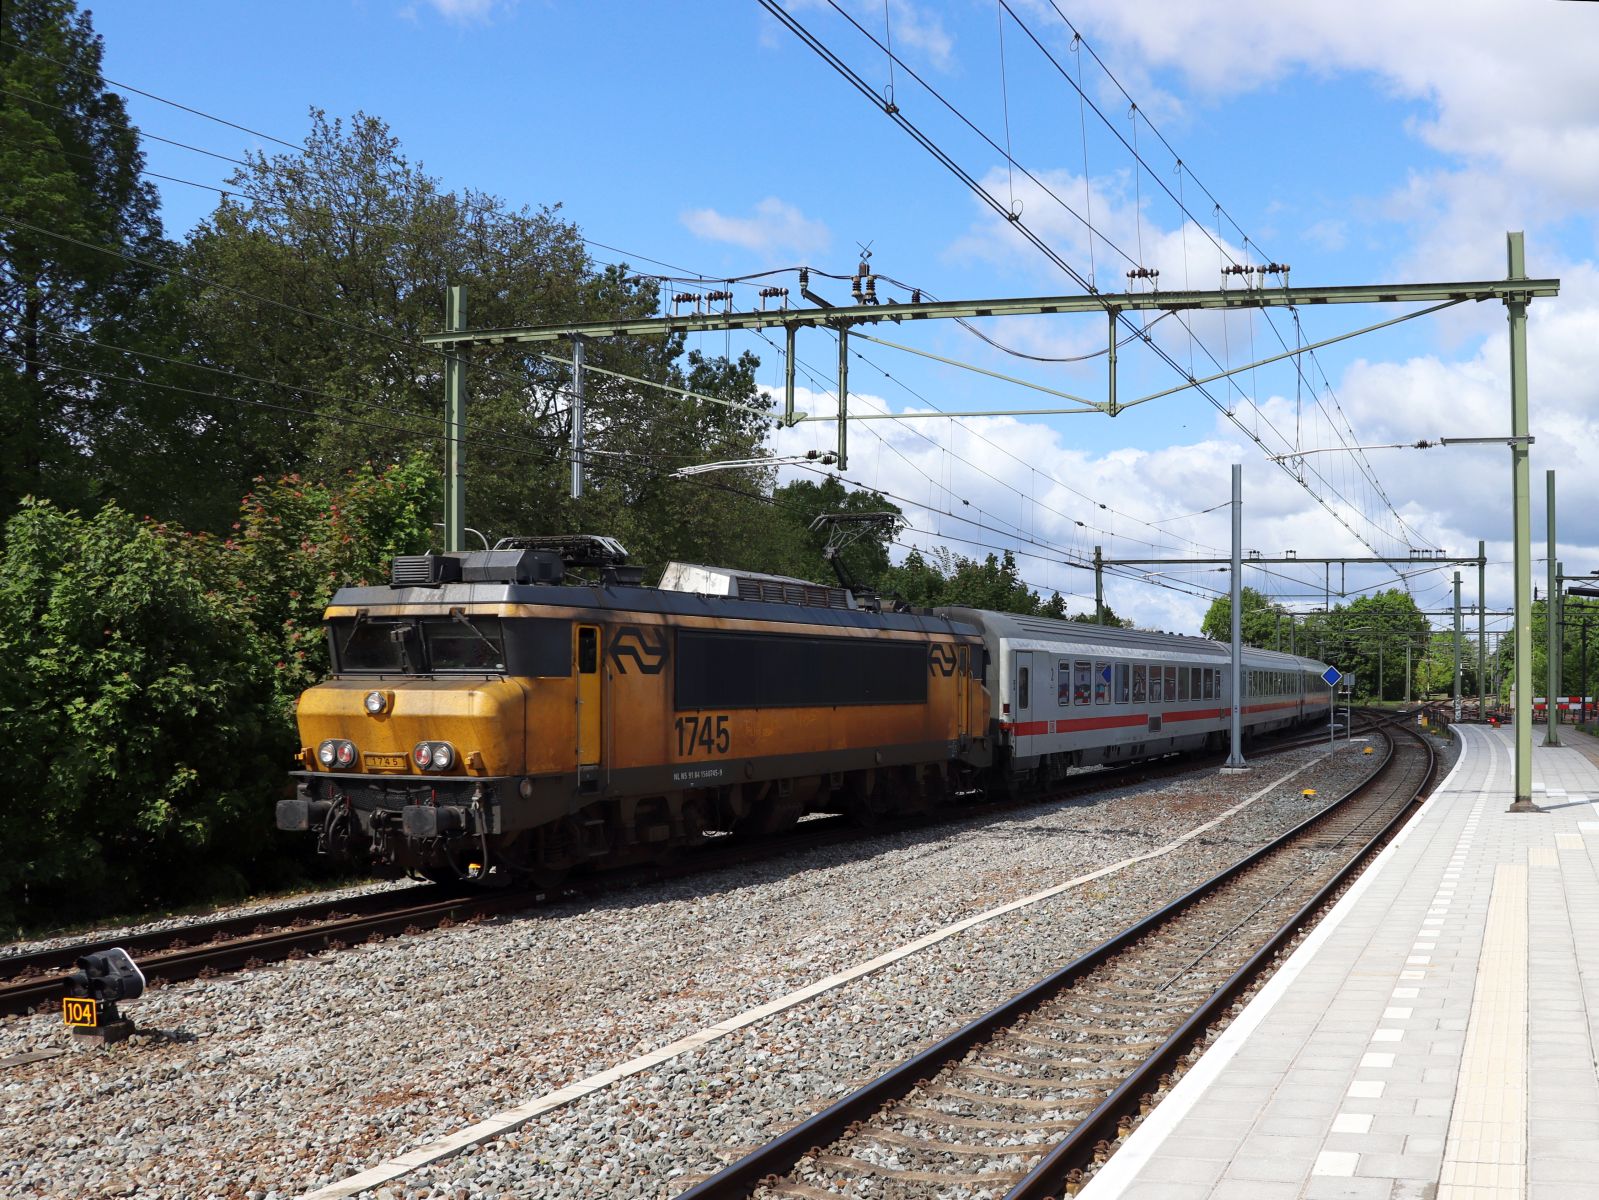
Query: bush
0 456 437 930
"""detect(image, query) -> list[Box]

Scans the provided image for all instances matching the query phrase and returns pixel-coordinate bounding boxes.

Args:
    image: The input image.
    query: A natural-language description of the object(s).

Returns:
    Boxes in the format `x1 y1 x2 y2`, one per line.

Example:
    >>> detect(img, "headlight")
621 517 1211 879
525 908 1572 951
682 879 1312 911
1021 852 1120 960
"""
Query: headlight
364 690 387 715
318 741 337 766
412 742 454 771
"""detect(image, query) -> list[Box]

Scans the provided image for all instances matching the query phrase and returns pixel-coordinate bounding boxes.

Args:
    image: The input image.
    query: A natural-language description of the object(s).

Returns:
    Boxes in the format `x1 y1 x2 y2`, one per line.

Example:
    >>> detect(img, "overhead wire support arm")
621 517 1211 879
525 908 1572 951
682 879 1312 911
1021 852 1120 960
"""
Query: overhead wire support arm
420 280 1559 350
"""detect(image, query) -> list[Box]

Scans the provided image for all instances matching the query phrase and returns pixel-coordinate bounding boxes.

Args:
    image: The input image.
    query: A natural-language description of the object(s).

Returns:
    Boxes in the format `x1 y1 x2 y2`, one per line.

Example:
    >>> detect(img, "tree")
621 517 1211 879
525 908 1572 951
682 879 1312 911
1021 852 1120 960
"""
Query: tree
1325 590 1432 700
177 109 784 569
877 547 1073 616
0 501 280 925
0 1 179 521
1201 587 1283 648
1069 604 1131 627
0 458 439 930
739 476 902 587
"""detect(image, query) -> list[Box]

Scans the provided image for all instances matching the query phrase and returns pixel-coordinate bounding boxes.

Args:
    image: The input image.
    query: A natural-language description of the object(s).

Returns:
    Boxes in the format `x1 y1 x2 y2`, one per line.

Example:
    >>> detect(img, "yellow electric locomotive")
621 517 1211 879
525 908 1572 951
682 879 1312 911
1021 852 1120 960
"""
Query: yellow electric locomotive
279 536 992 884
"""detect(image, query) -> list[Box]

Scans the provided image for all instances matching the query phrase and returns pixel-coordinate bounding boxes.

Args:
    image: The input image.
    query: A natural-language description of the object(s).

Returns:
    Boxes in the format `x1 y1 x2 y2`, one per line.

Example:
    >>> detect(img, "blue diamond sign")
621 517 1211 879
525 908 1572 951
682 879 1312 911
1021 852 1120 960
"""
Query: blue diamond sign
1322 666 1343 687
1100 664 1113 683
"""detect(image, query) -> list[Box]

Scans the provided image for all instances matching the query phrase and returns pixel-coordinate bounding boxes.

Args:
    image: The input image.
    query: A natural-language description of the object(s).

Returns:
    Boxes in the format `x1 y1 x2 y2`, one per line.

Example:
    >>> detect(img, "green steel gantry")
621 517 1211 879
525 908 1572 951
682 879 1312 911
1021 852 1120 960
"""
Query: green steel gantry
429 234 1556 807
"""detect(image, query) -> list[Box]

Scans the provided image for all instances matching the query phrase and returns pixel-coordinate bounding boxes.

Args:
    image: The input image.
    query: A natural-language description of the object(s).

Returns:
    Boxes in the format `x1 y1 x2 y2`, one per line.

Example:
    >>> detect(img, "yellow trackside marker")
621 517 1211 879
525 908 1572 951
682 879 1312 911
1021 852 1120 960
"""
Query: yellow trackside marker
63 997 98 1027
1302 789 1317 797
1364 746 1375 755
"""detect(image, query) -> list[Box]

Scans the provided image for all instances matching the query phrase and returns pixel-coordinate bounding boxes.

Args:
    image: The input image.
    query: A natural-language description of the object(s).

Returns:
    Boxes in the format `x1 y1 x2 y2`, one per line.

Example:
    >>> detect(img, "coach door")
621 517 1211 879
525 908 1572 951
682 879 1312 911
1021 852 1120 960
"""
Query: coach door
576 625 602 774
1013 650 1037 747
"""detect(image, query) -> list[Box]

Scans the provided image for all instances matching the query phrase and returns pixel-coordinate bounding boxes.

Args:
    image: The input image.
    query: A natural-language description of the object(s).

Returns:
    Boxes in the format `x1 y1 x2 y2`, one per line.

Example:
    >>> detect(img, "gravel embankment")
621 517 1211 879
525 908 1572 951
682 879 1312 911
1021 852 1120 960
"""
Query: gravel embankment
0 742 1381 1200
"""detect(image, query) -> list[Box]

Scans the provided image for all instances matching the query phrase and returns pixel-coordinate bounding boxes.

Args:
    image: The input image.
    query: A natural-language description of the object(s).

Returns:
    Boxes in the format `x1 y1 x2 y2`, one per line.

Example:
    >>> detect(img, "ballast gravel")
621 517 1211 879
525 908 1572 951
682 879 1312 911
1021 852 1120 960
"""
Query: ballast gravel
0 742 1386 1200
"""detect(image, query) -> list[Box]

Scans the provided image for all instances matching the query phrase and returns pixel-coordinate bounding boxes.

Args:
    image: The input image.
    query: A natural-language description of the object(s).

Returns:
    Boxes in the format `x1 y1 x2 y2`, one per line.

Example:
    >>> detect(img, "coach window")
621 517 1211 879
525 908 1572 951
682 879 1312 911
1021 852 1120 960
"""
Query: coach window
1204 668 1215 700
1177 667 1189 701
1018 666 1030 711
1094 661 1111 705
1189 667 1200 700
1057 659 1071 706
1074 660 1092 705
1114 662 1130 704
1132 663 1147 703
1150 664 1163 704
1165 666 1177 703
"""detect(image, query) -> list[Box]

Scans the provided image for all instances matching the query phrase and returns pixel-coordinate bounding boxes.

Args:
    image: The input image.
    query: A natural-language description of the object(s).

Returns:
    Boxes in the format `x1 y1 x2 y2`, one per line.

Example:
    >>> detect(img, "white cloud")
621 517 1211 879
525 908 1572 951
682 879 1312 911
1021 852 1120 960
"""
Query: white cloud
420 0 502 21
783 1 956 71
1063 1 1599 213
681 197 832 258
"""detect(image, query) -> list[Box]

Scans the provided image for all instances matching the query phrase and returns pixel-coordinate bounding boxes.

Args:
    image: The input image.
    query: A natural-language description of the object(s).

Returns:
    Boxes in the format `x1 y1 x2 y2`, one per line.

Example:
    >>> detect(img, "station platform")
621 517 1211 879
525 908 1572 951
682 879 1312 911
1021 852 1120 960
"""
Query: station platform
1081 722 1599 1200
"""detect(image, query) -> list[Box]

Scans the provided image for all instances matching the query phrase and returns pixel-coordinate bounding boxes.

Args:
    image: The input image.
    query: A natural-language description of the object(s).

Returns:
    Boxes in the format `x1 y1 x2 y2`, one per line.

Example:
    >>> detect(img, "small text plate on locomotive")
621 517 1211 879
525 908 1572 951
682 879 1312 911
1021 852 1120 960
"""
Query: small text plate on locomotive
364 753 408 772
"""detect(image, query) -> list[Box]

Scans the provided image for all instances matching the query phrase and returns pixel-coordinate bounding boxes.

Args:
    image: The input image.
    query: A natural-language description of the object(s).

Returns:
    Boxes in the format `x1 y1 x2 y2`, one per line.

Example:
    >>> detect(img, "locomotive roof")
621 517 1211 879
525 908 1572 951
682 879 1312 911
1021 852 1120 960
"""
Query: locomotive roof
328 581 981 638
937 606 1330 672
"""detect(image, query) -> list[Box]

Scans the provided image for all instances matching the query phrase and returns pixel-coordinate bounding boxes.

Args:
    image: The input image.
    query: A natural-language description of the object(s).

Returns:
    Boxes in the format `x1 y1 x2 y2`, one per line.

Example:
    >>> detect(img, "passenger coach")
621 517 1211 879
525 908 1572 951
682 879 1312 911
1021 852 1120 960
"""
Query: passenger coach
942 610 1332 784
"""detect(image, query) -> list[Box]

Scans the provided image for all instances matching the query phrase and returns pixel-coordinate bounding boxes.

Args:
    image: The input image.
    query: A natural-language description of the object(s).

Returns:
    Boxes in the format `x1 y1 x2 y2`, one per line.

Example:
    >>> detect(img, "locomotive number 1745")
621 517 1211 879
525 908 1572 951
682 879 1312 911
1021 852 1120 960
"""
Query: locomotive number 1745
674 713 731 757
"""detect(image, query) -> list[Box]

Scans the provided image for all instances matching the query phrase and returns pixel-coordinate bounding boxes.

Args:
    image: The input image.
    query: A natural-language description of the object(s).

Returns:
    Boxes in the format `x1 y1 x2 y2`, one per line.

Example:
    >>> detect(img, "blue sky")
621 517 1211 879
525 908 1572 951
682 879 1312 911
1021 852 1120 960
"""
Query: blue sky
87 1 1599 637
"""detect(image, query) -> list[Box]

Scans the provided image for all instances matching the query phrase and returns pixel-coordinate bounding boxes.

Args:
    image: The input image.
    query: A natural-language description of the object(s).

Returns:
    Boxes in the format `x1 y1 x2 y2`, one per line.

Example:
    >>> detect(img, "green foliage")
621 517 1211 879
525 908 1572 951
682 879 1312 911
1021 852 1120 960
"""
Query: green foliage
1201 586 1283 647
187 455 438 712
0 1 180 521
740 476 902 588
0 458 438 930
877 547 1075 617
1202 587 1436 700
0 501 279 926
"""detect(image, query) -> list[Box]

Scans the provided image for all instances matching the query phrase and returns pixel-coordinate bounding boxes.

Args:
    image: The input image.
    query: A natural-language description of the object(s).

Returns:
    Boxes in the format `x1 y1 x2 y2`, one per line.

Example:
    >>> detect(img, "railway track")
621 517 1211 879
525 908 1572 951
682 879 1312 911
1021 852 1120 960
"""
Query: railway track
677 714 1435 1200
1 716 1377 1020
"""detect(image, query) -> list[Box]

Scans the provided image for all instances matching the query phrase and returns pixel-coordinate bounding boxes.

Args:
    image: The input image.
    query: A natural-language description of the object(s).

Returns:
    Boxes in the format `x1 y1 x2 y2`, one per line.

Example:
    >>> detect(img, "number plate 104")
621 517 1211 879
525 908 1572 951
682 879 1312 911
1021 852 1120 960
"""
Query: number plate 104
674 714 730 757
63 997 98 1027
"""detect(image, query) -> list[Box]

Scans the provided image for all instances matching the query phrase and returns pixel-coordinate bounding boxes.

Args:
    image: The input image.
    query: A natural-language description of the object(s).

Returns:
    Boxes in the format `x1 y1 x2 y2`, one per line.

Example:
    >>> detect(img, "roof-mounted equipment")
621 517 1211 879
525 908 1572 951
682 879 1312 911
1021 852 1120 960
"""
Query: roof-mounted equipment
808 511 901 612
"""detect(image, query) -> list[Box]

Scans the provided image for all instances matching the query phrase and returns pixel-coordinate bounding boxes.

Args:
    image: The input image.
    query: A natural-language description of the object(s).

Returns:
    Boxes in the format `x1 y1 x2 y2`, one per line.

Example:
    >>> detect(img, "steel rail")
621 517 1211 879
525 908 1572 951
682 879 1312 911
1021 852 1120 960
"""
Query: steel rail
0 883 456 983
3 718 1358 1019
1005 719 1435 1198
676 714 1430 1199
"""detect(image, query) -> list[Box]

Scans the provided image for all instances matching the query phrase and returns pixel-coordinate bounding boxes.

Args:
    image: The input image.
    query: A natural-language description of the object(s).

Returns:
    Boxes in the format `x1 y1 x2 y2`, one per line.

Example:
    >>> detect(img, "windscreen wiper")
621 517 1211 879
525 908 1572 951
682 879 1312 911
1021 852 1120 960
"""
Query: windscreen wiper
448 607 503 663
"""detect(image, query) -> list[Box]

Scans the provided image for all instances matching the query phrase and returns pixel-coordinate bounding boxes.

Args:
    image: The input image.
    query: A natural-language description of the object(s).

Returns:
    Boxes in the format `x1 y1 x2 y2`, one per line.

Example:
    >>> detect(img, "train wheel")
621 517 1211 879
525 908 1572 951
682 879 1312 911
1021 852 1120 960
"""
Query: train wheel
847 778 891 827
530 818 583 890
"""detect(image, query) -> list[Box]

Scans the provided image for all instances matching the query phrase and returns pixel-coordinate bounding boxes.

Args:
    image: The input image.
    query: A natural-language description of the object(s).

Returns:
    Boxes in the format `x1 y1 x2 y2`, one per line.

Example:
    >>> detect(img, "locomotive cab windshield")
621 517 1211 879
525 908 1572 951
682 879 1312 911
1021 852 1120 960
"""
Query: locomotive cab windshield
327 614 575 676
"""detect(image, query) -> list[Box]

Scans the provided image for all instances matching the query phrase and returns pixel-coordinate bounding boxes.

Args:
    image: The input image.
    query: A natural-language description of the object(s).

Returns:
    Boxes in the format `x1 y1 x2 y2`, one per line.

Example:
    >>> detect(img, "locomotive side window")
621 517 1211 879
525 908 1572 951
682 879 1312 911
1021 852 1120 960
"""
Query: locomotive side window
1150 665 1164 704
1074 660 1092 705
677 630 926 709
1094 661 1111 705
1132 664 1147 703
1114 663 1130 704
1018 665 1031 710
578 626 599 674
504 618 572 676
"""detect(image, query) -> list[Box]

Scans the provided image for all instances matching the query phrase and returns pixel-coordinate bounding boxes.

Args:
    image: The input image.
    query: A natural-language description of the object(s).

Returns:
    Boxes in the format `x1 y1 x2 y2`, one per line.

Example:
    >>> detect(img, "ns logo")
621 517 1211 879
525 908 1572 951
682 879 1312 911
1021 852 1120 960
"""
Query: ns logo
608 625 668 675
928 643 958 677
